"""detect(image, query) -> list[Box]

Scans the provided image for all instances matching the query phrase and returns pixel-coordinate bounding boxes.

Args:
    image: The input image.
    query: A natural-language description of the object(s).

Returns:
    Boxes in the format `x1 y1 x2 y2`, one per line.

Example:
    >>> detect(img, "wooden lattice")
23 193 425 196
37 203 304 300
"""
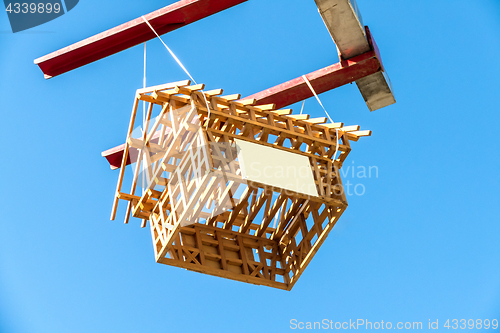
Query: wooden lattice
110 80 371 290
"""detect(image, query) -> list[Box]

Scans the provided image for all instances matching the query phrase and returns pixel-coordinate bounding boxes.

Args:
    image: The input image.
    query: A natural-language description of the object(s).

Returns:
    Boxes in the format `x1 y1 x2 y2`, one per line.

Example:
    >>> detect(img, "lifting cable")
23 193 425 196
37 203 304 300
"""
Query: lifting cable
301 75 340 162
142 16 213 128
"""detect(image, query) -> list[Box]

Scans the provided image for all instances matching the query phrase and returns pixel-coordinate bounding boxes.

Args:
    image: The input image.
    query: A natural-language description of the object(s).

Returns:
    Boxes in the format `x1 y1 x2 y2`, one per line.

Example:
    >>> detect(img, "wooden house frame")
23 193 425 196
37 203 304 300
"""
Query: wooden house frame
110 80 371 290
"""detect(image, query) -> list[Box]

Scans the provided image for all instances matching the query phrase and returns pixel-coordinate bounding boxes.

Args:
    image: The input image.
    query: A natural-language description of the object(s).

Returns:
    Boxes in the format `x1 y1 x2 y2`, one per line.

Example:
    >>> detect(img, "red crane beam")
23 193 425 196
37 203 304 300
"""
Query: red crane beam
34 0 247 79
102 48 383 169
244 49 380 110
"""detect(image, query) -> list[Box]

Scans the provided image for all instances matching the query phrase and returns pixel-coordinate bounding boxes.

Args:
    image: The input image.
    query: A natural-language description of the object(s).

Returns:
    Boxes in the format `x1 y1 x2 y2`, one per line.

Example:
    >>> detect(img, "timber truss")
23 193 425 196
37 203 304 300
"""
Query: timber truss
110 80 371 290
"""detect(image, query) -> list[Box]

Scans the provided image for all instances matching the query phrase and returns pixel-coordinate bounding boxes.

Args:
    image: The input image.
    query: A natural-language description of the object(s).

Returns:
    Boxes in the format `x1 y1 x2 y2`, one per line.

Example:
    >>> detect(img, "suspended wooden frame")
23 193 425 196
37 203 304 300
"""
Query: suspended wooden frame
111 80 371 290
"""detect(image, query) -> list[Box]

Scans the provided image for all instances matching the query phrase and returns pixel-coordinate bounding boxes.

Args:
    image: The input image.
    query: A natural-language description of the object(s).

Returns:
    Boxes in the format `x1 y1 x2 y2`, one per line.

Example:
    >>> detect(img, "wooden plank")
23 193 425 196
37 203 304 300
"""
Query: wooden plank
117 192 141 202
252 104 276 111
207 128 339 164
237 235 250 275
349 130 371 137
256 195 287 237
199 109 344 152
240 190 271 234
215 231 228 271
204 89 223 97
110 97 139 221
311 157 325 197
234 99 256 106
220 94 241 101
303 117 327 124
137 80 190 95
175 83 205 93
340 125 360 132
286 114 310 120
319 122 344 129
224 187 253 229
157 256 287 290
123 101 154 224
269 109 292 116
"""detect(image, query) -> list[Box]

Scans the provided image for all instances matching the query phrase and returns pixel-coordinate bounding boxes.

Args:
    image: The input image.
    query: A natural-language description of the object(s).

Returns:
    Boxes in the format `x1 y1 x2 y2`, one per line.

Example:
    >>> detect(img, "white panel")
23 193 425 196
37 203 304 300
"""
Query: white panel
235 139 319 197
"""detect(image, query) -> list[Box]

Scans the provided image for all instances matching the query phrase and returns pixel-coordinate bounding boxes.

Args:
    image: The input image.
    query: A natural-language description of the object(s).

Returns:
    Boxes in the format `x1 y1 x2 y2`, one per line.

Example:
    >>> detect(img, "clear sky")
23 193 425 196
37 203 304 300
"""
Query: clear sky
1 1 499 332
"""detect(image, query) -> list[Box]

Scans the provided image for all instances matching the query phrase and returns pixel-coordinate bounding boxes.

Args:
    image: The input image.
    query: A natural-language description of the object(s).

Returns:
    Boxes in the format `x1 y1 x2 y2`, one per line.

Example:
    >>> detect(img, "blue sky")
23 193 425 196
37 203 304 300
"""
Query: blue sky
1 1 499 332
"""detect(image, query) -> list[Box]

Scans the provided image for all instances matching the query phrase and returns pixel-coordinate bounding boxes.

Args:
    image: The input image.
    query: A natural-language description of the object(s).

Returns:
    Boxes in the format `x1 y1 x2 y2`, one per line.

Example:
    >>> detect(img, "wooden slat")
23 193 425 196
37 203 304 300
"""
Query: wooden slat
349 130 371 137
286 114 310 120
204 89 223 97
117 192 141 202
220 94 241 101
303 117 327 124
235 98 256 106
319 122 344 129
340 125 360 132
136 80 191 95
269 109 292 115
252 104 276 111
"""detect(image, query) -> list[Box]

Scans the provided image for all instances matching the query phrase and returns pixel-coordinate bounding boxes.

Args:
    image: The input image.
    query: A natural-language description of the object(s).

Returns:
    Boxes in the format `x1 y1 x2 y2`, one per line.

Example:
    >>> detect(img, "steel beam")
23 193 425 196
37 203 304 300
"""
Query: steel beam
314 0 395 111
244 49 381 110
34 0 247 79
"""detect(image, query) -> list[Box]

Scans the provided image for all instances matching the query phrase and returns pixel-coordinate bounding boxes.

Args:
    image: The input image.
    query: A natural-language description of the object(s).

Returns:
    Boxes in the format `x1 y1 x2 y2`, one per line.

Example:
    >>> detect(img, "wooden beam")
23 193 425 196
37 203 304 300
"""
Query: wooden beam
136 80 190 95
303 117 327 125
220 94 241 101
